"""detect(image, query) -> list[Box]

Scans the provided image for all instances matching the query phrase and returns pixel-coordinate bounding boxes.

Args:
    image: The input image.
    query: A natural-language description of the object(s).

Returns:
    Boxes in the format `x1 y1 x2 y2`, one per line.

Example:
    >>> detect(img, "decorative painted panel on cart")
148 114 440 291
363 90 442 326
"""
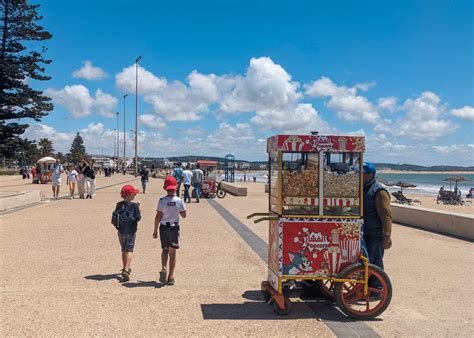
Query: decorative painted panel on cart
268 219 280 274
281 220 361 276
267 135 365 153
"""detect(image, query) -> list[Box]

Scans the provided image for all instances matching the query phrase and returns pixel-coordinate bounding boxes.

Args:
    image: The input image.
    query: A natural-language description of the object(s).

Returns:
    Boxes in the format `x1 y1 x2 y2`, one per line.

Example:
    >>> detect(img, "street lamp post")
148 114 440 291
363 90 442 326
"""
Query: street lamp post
116 111 119 169
123 94 128 174
134 55 142 177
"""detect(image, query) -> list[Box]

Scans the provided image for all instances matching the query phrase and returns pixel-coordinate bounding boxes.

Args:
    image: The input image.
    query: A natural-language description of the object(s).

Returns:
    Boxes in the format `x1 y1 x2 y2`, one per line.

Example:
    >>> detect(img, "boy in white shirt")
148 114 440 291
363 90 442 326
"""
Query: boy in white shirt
153 176 187 285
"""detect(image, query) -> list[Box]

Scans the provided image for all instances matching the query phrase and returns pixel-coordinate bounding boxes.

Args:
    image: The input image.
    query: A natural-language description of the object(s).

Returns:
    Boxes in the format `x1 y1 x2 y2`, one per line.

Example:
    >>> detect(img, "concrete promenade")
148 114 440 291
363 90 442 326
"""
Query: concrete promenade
1 175 473 336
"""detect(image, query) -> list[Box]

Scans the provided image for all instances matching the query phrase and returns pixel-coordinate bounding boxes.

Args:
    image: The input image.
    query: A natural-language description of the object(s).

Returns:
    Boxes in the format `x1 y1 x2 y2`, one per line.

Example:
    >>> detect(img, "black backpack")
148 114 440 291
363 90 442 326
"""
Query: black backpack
111 203 136 230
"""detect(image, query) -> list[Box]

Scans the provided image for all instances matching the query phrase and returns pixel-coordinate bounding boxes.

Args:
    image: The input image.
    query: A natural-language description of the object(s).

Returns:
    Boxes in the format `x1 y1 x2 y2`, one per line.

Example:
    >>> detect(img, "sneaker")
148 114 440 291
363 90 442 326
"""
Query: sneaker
159 268 167 284
121 269 131 282
167 277 175 286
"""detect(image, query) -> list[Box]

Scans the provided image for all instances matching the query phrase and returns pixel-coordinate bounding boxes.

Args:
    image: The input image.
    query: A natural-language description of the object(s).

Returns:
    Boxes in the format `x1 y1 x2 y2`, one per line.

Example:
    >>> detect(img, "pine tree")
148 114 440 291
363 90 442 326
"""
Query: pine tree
0 0 54 157
67 132 88 164
38 138 53 157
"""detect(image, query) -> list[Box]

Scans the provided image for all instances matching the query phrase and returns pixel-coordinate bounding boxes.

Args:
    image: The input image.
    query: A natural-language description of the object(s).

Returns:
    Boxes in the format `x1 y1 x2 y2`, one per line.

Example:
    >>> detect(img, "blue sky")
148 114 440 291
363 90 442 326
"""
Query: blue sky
23 0 473 165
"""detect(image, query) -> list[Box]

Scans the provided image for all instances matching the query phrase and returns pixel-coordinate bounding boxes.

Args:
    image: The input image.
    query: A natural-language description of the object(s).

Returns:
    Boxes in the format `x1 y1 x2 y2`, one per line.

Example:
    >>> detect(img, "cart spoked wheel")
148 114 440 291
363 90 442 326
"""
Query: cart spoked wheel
334 263 392 319
216 188 226 198
272 297 292 316
317 279 335 300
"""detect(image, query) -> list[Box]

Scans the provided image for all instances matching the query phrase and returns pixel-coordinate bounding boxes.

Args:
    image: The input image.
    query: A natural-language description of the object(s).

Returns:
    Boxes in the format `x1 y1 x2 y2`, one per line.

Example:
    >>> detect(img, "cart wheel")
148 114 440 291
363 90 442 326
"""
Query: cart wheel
262 290 271 303
217 188 226 198
317 279 335 300
272 297 292 316
334 263 392 320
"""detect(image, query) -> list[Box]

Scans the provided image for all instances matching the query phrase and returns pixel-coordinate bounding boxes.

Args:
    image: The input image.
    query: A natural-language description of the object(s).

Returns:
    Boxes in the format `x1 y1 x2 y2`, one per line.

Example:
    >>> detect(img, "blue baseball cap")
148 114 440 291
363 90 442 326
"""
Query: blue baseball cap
363 162 376 175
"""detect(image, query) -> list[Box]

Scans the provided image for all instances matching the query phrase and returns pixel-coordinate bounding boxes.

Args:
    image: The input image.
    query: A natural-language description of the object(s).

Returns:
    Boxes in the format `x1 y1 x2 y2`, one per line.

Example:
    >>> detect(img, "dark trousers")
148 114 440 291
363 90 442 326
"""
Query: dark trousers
183 184 191 202
176 182 182 198
364 233 384 288
193 183 201 202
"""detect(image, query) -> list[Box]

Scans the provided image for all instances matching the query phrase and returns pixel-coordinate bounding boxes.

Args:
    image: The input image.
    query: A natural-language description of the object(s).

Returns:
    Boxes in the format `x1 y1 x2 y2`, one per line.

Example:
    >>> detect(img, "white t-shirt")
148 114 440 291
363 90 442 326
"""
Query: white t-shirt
156 196 186 225
68 170 78 183
182 170 193 185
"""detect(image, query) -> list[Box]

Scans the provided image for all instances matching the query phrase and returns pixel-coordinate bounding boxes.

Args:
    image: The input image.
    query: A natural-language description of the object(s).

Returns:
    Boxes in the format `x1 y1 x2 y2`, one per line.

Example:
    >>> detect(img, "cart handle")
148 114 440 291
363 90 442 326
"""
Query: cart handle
247 212 269 219
252 217 278 224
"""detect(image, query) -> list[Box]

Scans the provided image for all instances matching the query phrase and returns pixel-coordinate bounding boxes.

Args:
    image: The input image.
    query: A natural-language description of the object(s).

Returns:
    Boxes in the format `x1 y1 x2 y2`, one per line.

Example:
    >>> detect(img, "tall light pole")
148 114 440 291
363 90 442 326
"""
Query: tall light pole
123 94 128 174
116 111 119 168
134 55 142 177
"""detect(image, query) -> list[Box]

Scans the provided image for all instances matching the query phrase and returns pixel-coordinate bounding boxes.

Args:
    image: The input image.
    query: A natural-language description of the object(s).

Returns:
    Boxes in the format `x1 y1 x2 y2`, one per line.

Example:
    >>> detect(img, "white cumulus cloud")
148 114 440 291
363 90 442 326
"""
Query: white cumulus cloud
375 91 457 141
72 60 107 80
378 97 398 112
139 114 167 130
451 106 474 121
45 85 117 118
304 76 379 123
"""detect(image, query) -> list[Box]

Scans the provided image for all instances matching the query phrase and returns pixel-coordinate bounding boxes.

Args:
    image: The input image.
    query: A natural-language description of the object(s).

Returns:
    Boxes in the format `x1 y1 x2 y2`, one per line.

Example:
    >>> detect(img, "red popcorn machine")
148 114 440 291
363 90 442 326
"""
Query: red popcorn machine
248 133 392 319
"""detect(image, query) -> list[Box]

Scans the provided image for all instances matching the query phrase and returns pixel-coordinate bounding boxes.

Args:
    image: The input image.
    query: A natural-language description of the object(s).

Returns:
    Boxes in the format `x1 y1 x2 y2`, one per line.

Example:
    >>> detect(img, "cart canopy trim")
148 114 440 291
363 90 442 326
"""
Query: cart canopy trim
267 135 365 153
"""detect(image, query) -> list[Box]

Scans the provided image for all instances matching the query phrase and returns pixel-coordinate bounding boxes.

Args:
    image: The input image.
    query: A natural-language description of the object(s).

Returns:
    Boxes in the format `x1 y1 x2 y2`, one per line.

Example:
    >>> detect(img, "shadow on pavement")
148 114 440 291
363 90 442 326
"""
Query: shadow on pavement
84 273 121 281
203 289 383 322
201 301 316 320
121 280 166 288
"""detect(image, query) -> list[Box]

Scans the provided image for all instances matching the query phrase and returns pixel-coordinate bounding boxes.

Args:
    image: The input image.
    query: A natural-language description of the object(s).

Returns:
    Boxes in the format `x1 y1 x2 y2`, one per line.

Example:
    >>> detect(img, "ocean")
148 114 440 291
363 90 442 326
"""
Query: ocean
222 172 474 196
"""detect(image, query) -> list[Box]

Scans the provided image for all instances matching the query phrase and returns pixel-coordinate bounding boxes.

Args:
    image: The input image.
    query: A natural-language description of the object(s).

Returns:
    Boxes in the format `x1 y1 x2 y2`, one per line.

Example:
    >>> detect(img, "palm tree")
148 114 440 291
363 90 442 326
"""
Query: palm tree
38 138 54 157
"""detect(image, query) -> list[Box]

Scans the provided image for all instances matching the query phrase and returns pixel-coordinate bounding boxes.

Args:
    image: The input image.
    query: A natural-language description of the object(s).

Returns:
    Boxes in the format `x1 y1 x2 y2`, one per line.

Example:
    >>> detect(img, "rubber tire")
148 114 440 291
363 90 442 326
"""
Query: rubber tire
216 188 226 198
334 263 392 320
272 297 292 316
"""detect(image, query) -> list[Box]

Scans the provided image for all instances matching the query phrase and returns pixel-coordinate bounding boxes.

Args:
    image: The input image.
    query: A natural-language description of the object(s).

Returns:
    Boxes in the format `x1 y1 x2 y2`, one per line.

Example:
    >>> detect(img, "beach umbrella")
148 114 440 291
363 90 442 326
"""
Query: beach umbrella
37 156 56 163
443 176 469 190
376 177 390 185
386 181 417 193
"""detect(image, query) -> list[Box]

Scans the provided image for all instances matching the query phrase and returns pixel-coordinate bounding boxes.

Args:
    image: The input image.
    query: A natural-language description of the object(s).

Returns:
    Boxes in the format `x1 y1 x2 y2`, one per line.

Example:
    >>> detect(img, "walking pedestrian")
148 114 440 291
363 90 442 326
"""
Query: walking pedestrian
153 176 187 286
172 163 184 198
362 162 392 297
111 185 141 281
77 162 86 199
84 160 96 199
51 159 64 200
67 165 78 199
192 163 204 203
182 165 193 203
140 166 149 193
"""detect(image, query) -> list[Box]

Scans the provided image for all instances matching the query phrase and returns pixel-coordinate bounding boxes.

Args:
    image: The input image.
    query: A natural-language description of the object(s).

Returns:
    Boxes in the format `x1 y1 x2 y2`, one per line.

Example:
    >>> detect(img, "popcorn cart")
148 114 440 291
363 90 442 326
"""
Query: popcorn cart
248 133 392 319
195 160 226 199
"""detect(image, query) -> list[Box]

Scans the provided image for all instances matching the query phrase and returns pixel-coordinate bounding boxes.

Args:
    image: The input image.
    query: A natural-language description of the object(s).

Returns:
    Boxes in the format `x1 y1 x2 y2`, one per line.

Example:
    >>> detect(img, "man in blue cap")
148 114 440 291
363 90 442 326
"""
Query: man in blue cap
363 162 392 274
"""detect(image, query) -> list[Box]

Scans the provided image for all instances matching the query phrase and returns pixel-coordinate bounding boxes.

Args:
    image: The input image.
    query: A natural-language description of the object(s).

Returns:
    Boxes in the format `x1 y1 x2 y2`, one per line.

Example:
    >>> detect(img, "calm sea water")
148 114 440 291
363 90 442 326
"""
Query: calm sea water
223 172 474 196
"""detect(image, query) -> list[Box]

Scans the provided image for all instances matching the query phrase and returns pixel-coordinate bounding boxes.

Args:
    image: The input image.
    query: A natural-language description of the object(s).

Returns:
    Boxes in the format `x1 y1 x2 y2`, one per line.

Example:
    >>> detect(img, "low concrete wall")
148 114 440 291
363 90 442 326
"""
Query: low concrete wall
221 182 247 196
0 191 43 212
391 204 474 240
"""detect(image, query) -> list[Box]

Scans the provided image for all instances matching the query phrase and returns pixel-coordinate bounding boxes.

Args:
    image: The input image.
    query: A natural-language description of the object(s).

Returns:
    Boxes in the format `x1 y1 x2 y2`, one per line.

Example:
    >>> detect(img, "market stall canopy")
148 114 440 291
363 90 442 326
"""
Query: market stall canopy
197 160 219 167
386 181 417 193
37 156 56 163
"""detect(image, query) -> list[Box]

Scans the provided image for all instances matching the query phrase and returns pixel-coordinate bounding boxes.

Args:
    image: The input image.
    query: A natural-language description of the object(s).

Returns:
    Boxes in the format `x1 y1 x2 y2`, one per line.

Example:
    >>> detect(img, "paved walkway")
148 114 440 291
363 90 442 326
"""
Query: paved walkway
1 175 473 336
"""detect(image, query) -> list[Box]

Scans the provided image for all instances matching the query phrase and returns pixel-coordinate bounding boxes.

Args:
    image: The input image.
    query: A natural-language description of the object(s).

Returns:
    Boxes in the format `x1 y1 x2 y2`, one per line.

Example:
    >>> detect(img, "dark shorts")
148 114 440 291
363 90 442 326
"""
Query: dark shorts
118 232 136 252
159 225 180 249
